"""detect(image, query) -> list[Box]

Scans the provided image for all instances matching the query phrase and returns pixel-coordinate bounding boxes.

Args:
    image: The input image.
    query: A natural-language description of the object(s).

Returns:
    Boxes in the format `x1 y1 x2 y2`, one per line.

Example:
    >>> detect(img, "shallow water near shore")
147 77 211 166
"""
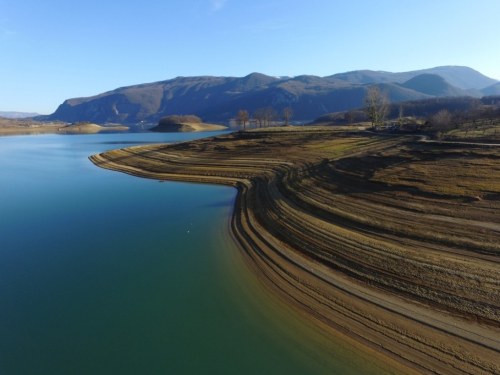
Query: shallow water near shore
0 132 401 374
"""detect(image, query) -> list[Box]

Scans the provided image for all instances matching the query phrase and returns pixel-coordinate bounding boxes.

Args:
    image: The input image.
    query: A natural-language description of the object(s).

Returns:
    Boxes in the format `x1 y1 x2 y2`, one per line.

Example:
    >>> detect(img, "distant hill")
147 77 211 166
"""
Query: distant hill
328 70 408 85
482 82 500 96
39 67 498 123
0 111 39 119
374 82 432 101
420 66 497 91
400 74 469 97
330 66 497 90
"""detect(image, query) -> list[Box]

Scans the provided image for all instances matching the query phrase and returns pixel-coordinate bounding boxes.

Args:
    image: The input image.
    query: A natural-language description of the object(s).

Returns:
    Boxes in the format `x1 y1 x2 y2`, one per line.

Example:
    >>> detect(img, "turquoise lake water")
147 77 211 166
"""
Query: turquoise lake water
0 132 400 374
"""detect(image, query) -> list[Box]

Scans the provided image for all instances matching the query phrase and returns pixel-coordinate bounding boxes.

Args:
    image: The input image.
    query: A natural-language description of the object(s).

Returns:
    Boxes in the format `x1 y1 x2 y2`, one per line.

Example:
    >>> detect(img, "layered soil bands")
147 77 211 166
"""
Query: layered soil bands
90 128 500 374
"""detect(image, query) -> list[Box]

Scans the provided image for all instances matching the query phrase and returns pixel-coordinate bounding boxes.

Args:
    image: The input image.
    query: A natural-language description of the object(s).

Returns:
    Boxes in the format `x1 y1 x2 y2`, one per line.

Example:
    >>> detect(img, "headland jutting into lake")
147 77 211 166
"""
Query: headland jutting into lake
90 126 500 374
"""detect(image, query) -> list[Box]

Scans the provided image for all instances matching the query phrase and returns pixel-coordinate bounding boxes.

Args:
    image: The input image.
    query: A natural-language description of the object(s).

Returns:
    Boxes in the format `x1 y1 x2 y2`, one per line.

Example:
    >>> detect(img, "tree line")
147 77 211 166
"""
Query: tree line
424 102 500 138
315 88 500 135
235 106 294 129
362 88 500 137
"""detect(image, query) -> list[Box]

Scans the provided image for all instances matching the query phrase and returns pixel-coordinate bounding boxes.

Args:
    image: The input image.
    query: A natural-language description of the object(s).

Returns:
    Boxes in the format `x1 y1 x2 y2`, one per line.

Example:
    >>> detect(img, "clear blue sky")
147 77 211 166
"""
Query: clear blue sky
1 0 499 114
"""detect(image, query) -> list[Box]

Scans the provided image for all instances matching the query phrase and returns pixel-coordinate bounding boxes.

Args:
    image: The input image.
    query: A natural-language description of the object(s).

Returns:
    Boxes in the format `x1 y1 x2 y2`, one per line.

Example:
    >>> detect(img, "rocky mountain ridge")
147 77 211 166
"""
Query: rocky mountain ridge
38 66 498 123
0 111 39 119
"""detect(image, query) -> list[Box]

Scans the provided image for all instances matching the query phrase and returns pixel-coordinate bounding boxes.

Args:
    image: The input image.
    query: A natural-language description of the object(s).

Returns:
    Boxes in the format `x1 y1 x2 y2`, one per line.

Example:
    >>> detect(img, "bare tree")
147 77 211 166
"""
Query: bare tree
398 105 404 129
282 107 294 126
264 107 277 126
429 109 453 138
364 86 389 129
345 110 354 126
483 106 497 126
452 110 465 130
432 109 452 129
236 110 249 130
253 108 265 128
462 122 472 137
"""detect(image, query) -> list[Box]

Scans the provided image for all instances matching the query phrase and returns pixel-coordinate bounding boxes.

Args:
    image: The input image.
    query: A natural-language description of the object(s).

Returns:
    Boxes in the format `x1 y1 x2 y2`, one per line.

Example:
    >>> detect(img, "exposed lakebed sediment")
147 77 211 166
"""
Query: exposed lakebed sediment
90 128 500 374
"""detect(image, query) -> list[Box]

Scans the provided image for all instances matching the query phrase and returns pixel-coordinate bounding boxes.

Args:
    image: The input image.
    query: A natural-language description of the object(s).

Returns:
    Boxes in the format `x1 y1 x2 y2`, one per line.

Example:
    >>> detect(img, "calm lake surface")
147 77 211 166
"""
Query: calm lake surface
0 132 400 374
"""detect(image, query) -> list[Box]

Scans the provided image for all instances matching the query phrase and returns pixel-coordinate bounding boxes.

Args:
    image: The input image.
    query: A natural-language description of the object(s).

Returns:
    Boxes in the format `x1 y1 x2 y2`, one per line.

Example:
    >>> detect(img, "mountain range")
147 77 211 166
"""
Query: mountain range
38 66 498 123
0 111 39 119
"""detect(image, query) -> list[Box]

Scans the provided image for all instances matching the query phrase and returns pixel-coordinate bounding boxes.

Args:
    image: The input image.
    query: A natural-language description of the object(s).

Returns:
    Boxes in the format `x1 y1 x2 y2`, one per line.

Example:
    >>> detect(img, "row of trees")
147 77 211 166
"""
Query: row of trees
387 96 485 119
363 87 500 134
235 107 294 129
426 105 500 136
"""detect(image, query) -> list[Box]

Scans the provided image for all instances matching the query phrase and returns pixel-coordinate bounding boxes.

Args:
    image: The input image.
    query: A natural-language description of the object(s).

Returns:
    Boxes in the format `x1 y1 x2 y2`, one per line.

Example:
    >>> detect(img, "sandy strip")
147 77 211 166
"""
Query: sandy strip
150 122 228 132
0 124 128 135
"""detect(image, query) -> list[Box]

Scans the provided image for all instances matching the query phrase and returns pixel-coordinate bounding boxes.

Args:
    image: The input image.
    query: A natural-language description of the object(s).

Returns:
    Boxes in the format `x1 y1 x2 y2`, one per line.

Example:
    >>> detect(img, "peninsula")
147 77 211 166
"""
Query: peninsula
90 127 500 374
57 122 129 134
149 115 227 132
0 118 128 135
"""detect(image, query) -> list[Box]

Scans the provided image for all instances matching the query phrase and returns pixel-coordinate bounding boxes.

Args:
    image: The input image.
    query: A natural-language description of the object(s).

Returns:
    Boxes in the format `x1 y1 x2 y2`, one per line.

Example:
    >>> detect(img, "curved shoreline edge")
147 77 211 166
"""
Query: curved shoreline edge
149 122 228 132
89 129 500 374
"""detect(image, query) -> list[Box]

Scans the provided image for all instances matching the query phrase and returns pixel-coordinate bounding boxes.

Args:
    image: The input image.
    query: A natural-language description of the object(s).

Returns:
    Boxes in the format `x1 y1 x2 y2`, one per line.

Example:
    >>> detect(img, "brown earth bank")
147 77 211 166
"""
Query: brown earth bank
149 122 227 132
58 123 129 133
89 126 500 374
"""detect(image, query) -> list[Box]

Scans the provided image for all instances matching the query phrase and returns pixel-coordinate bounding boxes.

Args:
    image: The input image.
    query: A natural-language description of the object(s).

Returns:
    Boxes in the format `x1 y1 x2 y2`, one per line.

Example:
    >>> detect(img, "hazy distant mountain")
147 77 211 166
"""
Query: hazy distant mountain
481 82 500 96
328 70 408 85
330 66 497 91
40 74 282 123
0 111 39 119
40 73 432 123
39 66 498 123
400 74 470 97
420 66 497 91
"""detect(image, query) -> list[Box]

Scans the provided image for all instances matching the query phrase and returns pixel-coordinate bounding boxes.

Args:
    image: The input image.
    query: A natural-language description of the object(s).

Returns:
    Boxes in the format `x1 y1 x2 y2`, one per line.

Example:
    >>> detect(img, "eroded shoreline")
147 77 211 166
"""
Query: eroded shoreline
90 128 500 374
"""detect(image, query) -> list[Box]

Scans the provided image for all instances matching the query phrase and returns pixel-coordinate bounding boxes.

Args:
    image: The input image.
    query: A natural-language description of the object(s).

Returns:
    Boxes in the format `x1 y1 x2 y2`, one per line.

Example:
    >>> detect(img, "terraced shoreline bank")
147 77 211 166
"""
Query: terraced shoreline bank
90 128 500 374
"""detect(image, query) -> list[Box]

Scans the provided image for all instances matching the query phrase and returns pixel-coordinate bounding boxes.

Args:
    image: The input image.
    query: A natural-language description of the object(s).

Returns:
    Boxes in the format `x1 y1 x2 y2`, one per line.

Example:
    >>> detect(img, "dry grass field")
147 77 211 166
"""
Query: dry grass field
445 123 500 142
90 127 500 374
